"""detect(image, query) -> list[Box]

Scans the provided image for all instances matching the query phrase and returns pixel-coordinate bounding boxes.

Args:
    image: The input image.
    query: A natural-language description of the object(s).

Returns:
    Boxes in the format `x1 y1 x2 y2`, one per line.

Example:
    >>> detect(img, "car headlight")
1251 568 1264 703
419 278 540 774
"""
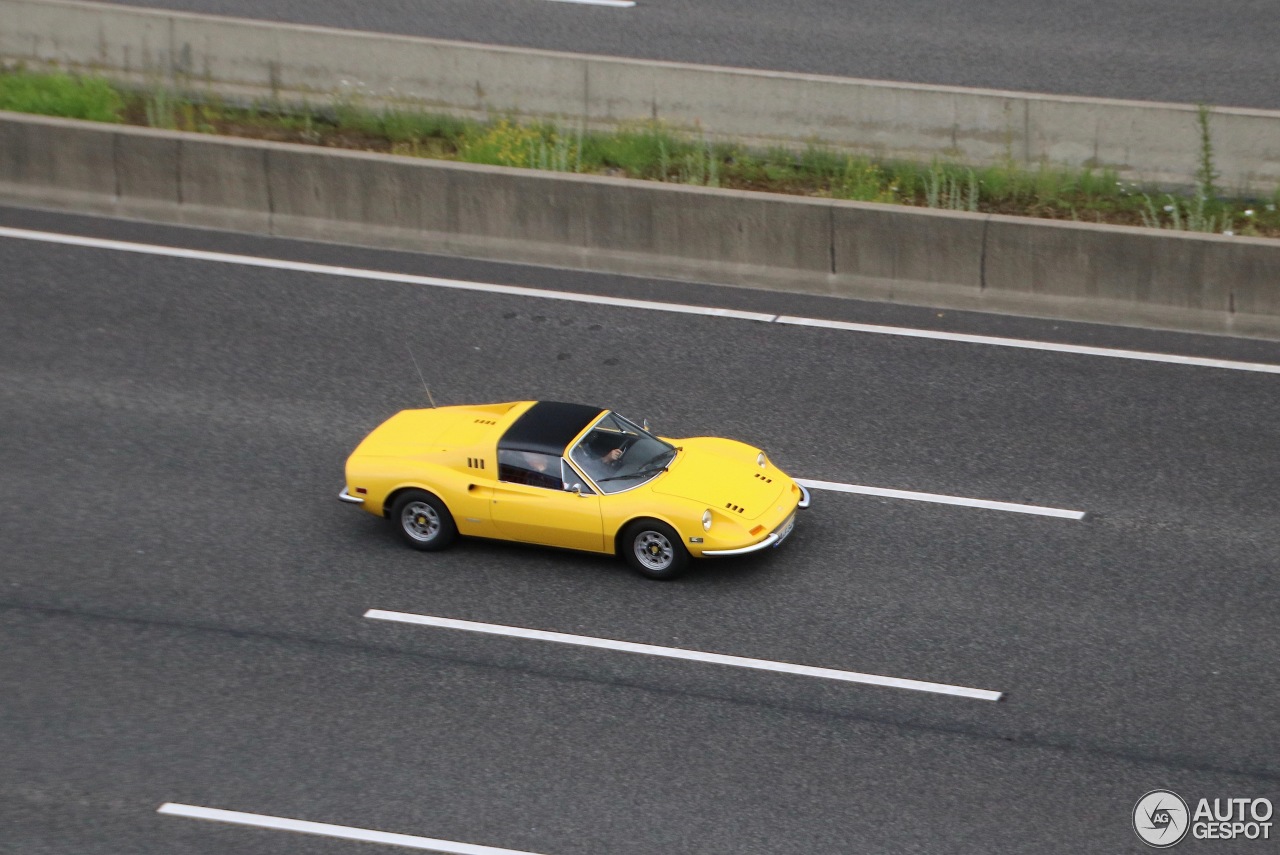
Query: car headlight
702 509 712 531
756 452 767 469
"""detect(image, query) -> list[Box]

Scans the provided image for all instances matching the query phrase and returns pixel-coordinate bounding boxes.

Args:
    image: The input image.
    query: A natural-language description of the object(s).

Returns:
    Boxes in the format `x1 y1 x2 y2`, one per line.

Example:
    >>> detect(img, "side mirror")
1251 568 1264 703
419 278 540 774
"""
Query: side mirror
642 418 651 432
568 483 584 496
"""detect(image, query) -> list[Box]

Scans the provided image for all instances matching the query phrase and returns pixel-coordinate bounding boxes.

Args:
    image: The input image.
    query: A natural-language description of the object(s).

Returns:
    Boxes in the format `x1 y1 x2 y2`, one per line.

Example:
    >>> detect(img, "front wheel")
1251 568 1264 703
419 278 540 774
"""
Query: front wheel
391 490 457 551
620 520 690 580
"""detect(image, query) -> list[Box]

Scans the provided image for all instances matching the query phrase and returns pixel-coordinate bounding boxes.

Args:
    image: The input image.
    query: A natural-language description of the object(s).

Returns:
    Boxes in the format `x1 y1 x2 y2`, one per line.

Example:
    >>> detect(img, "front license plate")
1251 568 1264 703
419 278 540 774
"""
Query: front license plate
773 514 796 547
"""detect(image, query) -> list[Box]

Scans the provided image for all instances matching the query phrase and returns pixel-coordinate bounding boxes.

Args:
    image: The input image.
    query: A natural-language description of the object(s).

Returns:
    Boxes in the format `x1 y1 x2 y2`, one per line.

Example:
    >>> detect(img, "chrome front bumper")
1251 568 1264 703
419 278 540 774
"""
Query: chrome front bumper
702 482 810 557
701 532 780 556
338 487 364 505
703 512 799 557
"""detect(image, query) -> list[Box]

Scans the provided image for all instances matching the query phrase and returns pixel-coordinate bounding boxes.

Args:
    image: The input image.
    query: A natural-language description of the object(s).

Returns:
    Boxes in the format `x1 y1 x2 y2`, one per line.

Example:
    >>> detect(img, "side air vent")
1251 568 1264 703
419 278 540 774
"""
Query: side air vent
473 418 497 425
724 502 746 514
466 457 487 469
754 473 773 483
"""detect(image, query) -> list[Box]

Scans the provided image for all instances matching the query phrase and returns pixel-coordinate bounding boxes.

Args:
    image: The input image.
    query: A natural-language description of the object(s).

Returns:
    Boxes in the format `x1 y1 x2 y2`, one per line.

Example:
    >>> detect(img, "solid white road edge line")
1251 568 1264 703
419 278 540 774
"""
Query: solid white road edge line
774 315 1280 374
158 803 548 854
796 478 1086 519
4 225 1278 375
0 227 775 321
544 0 636 7
364 610 1006 701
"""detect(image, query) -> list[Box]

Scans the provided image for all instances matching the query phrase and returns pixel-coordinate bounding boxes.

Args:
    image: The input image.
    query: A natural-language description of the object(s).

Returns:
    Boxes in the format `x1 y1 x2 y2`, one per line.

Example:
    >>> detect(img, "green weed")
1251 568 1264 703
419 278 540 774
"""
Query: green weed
922 164 979 211
580 123 682 179
143 86 177 129
1196 104 1219 202
1139 192 1234 233
0 69 123 122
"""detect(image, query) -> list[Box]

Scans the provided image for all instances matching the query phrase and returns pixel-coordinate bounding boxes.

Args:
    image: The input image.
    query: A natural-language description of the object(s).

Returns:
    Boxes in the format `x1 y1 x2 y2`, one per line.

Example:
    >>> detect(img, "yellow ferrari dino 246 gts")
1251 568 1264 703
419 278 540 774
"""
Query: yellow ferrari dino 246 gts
339 401 810 579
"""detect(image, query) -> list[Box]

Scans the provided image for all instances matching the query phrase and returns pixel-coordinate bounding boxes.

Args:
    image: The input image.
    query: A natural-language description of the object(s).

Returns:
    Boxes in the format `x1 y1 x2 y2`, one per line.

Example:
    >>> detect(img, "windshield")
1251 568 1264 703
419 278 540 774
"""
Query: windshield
568 412 677 495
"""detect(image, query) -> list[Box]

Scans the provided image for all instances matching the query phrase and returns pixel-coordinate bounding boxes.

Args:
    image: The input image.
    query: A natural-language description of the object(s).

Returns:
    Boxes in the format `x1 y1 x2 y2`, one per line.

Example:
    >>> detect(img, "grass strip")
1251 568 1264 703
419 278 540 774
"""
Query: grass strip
0 70 123 123
3 67 1279 237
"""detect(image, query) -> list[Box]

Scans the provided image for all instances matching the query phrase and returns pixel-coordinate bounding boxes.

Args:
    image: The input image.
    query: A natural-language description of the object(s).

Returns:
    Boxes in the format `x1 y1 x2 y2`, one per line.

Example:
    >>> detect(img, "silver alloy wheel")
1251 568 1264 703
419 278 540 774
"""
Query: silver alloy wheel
401 500 441 542
634 530 674 571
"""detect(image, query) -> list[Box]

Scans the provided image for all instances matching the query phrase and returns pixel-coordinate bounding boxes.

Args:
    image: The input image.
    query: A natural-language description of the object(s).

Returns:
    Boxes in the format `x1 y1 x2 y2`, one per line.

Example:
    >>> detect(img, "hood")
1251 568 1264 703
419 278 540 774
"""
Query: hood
651 437 787 521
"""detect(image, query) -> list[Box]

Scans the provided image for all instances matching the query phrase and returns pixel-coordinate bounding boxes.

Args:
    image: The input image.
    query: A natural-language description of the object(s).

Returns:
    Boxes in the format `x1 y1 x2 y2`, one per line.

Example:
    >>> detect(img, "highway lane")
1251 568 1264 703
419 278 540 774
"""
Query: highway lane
6 607 1271 855
2 208 1278 852
102 0 1280 109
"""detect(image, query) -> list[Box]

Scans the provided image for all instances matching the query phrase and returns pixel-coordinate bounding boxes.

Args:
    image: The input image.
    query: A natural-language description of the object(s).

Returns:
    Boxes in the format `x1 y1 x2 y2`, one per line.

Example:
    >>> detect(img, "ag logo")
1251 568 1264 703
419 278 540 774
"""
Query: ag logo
1134 789 1190 847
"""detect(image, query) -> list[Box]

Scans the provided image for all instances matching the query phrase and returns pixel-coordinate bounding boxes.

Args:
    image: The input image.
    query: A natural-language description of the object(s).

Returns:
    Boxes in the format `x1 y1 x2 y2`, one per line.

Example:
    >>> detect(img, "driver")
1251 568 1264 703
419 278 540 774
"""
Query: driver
574 439 626 483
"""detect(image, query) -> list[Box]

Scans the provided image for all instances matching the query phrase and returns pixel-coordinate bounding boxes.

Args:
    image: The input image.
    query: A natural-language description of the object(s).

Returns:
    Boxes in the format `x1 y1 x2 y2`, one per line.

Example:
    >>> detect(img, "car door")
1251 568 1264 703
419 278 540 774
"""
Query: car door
491 451 604 552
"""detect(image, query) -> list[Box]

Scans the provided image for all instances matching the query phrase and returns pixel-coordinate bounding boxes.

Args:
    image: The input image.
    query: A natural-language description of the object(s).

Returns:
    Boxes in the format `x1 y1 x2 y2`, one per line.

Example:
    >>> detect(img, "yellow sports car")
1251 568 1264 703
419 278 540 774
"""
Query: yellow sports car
339 401 810 579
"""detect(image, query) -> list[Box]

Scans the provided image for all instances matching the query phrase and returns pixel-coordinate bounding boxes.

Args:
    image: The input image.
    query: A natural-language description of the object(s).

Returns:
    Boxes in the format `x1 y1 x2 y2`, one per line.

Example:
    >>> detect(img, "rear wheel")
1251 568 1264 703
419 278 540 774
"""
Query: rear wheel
391 490 457 551
620 520 689 580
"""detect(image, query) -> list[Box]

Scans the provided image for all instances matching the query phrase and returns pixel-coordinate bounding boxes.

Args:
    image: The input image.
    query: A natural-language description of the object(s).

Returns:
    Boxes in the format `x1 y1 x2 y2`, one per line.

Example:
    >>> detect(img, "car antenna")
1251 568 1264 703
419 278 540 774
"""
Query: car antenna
405 342 438 408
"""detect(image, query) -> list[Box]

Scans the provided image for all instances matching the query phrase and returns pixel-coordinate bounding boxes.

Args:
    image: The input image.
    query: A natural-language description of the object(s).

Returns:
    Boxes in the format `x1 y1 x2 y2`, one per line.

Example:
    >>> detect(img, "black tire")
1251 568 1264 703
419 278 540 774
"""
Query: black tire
391 490 457 552
620 519 690 580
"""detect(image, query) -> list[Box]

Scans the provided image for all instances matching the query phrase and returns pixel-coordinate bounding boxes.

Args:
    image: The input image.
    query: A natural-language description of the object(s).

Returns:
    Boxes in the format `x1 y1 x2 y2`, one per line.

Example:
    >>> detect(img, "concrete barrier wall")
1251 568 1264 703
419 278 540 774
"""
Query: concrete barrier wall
2 112 1277 337
3 0 1280 194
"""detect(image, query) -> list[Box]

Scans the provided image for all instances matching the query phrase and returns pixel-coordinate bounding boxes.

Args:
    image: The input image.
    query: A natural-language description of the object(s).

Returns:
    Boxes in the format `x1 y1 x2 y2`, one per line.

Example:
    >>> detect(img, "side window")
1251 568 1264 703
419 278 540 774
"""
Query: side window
497 450 564 490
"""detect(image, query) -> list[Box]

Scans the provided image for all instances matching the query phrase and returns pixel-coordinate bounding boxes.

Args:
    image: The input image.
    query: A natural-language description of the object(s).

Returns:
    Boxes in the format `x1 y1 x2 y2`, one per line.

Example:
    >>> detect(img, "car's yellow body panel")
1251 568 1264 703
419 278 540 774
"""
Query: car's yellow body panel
344 402 803 558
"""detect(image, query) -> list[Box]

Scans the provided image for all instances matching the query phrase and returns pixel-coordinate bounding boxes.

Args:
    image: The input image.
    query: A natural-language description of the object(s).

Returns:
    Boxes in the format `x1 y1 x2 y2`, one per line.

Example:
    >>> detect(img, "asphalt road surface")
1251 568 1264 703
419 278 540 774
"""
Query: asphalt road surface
2 205 1279 853
102 0 1280 109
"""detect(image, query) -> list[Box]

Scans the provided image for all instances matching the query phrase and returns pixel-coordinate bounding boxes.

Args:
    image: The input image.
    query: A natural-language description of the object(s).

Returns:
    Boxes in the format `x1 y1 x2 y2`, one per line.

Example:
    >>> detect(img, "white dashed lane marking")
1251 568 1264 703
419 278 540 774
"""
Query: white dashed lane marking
158 804 550 853
364 610 1007 701
797 479 1086 519
543 0 635 7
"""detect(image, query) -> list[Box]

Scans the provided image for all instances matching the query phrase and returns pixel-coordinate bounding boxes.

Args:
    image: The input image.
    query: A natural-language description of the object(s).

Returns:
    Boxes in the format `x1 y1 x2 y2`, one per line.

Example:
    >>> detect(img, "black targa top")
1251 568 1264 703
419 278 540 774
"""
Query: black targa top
498 401 604 456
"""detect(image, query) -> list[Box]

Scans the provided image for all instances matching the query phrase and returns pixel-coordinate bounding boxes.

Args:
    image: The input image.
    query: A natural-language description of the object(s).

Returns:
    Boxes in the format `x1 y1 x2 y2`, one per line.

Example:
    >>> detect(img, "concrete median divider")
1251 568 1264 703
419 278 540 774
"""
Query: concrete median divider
983 217 1280 325
1 111 1278 337
177 136 272 232
831 205 987 302
4 0 1280 194
0 114 117 215
113 131 180 221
